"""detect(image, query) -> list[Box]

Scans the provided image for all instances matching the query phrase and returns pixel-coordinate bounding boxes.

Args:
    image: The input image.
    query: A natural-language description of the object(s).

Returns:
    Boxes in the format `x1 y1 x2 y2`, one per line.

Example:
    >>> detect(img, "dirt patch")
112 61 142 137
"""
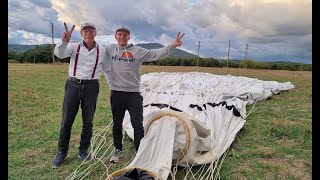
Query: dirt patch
256 146 275 158
260 158 311 179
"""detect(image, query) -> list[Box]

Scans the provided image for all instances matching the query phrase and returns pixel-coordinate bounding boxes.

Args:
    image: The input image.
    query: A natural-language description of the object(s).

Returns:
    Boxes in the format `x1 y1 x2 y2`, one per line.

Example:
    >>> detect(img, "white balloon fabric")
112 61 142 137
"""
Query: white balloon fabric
120 72 294 179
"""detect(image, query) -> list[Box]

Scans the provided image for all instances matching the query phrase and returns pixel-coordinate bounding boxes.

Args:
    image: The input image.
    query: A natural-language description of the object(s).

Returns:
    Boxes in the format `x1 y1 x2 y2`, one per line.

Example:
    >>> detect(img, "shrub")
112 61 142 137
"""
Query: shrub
239 59 255 69
8 59 19 63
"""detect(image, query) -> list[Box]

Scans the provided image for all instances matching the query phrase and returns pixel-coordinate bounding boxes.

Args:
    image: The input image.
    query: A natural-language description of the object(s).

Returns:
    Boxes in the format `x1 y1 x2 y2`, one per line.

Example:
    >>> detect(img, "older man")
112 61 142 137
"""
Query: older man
52 22 111 168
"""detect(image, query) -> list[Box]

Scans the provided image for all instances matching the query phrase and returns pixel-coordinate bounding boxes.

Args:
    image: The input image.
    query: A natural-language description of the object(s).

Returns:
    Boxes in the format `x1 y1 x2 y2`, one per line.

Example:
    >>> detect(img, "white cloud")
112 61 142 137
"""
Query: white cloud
8 30 61 45
8 0 312 63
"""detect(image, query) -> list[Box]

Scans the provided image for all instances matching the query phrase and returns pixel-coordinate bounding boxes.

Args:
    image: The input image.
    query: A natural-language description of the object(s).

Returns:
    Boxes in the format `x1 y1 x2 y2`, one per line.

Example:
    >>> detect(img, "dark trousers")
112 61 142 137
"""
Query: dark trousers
57 79 99 154
111 90 144 151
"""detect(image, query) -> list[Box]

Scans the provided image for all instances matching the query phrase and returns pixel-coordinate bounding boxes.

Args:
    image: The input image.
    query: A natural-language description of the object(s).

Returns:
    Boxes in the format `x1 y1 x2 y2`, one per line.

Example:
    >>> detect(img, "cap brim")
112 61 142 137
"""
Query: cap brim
81 26 96 30
116 29 130 34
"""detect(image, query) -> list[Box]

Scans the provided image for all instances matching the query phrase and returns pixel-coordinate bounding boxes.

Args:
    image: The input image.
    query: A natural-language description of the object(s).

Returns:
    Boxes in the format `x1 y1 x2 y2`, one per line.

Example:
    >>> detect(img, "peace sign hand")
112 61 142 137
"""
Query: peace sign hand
62 22 75 43
172 32 185 48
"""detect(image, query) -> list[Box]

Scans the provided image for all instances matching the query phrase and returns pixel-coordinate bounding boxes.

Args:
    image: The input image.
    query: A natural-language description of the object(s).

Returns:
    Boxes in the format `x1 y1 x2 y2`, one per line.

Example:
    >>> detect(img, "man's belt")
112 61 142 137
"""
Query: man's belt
69 77 98 84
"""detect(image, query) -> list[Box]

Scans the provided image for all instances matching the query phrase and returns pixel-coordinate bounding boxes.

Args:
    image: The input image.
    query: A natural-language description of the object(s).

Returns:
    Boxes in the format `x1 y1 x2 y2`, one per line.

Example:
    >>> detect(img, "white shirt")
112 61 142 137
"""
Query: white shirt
54 41 111 81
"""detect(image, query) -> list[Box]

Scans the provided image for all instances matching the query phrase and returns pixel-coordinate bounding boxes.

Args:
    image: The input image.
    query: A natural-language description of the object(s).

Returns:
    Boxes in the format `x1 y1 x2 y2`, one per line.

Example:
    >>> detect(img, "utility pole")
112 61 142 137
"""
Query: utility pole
51 22 55 63
197 41 200 67
227 40 230 68
300 56 304 71
245 44 248 59
243 43 248 69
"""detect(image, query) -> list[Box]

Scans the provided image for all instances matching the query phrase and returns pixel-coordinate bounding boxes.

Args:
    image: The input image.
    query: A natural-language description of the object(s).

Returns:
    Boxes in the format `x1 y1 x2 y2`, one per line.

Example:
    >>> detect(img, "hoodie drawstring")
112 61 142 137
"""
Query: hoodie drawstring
124 46 129 65
116 44 130 65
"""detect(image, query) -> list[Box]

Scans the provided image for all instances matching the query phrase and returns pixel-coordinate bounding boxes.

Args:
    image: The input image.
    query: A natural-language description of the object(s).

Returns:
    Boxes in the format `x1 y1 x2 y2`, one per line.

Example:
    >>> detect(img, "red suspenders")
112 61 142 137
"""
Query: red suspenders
91 46 99 78
73 43 99 79
73 44 81 77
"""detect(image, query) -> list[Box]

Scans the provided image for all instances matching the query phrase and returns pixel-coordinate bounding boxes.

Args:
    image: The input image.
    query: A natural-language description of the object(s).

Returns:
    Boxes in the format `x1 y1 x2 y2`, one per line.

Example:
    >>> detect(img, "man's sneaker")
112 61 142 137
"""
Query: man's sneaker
52 152 67 168
78 151 91 161
110 149 123 163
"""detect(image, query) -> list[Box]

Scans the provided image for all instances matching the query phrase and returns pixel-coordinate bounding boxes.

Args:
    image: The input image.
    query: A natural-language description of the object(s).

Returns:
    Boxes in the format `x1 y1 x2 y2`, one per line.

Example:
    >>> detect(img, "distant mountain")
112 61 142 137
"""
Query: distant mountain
135 43 164 49
136 43 198 58
8 44 50 52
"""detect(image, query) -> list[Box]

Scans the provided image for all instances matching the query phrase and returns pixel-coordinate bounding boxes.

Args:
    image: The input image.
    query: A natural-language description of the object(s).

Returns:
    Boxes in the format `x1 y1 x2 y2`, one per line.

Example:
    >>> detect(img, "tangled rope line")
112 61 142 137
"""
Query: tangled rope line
66 120 136 180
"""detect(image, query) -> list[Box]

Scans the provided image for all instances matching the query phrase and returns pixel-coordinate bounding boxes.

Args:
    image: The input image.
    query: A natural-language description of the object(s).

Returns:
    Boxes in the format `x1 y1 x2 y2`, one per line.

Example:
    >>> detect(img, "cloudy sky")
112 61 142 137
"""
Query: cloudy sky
8 0 312 64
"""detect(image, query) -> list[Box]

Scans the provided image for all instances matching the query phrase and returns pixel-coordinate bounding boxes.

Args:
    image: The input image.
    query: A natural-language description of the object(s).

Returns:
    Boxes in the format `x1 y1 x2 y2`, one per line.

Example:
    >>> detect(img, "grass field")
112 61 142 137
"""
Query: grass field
8 63 312 179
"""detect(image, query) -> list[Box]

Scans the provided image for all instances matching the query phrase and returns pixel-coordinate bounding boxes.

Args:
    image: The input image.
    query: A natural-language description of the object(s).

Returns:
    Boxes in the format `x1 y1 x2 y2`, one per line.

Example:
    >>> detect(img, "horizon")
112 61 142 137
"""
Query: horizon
8 43 311 64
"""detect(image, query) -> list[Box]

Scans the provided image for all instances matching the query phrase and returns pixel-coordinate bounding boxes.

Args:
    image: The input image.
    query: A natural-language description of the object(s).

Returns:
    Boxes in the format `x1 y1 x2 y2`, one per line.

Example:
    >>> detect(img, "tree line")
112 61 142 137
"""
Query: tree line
8 44 70 64
8 44 312 71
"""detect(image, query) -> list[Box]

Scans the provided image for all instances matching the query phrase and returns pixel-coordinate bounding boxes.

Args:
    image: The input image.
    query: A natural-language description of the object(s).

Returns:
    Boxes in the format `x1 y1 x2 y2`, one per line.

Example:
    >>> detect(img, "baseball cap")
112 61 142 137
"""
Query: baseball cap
116 26 130 34
80 22 96 31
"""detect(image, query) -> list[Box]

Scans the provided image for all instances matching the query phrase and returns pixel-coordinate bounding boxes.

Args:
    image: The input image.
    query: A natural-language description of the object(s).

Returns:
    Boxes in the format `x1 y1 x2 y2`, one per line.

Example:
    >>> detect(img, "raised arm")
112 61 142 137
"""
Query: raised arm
139 32 185 62
54 22 76 59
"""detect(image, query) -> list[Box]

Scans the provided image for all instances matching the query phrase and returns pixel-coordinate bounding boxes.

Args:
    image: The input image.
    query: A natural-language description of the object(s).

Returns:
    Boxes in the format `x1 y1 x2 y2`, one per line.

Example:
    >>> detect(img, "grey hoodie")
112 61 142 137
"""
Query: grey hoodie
104 43 175 92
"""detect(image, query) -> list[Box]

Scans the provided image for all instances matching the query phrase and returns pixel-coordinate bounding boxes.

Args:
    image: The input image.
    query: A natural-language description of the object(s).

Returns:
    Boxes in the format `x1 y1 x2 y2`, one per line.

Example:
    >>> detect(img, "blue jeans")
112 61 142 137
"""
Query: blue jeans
57 78 99 154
